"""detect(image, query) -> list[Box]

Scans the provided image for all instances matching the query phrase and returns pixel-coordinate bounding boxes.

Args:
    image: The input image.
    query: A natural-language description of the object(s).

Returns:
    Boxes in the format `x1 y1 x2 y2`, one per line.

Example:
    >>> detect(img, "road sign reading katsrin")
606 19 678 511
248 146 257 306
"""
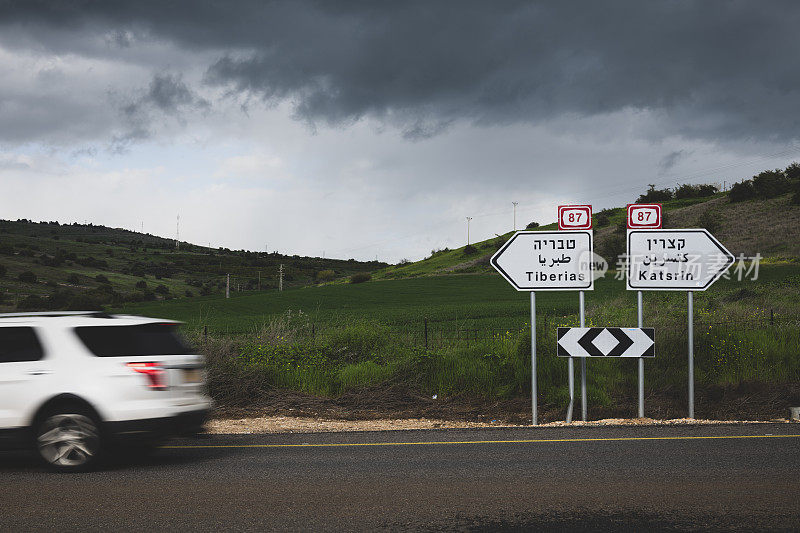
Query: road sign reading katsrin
626 229 734 291
558 205 592 230
557 327 655 358
627 204 662 229
491 230 593 291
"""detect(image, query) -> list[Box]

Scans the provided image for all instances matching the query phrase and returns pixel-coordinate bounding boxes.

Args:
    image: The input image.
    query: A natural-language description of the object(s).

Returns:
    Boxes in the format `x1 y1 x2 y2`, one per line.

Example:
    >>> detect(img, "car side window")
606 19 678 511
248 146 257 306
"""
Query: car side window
0 327 44 363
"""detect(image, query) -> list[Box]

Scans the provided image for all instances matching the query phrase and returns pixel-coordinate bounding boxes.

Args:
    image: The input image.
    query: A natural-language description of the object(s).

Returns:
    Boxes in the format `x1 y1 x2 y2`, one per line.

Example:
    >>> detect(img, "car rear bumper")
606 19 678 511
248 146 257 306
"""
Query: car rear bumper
106 409 209 442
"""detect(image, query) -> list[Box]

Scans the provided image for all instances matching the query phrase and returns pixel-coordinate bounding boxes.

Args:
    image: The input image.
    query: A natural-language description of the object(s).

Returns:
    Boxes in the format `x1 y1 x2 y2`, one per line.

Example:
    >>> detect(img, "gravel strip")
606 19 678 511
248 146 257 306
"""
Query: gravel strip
207 416 795 434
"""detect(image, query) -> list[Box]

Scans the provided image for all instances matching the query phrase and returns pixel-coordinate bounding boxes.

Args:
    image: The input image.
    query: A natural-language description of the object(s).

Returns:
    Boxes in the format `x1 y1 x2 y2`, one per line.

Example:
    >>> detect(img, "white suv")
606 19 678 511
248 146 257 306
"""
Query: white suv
0 312 212 472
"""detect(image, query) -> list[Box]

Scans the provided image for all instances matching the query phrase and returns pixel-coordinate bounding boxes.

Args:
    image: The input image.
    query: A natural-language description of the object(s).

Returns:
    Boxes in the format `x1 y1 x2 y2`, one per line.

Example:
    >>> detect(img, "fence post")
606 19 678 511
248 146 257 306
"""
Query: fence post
424 318 428 349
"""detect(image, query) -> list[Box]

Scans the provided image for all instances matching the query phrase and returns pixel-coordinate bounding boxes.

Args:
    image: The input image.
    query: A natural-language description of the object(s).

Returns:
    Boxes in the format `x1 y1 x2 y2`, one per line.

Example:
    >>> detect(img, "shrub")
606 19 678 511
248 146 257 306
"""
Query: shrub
95 274 110 284
18 270 37 283
316 270 336 282
525 221 540 229
0 264 5 277
185 290 194 297
350 272 371 284
674 183 719 199
135 280 147 289
791 182 800 206
752 169 791 198
636 184 673 203
463 244 478 256
729 180 756 202
154 284 170 295
66 273 81 284
696 210 721 233
785 162 800 182
17 295 47 311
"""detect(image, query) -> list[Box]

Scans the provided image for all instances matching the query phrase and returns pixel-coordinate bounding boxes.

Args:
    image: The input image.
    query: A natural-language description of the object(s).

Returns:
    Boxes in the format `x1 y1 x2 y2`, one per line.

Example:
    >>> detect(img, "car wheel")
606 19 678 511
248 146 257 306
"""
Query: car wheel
35 409 102 472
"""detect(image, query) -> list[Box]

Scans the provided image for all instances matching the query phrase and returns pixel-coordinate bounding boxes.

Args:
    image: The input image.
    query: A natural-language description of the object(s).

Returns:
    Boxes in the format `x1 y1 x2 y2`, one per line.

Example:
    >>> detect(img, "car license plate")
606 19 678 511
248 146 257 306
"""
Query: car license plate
183 368 202 383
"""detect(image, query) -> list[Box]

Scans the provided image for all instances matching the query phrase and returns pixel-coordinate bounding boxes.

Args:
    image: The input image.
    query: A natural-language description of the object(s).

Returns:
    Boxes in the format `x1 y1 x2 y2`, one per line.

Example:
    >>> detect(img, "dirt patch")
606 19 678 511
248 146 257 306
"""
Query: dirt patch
212 382 800 427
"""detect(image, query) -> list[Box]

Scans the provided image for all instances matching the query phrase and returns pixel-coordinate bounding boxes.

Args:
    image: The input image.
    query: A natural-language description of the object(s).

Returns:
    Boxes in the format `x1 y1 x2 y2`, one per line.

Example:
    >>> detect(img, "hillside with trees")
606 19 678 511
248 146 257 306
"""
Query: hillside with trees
0 220 385 311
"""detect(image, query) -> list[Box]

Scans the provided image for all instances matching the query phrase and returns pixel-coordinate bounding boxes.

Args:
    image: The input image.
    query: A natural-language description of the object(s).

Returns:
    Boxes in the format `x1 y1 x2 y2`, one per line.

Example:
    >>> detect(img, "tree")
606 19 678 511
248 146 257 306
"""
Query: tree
525 221 540 229
350 272 371 284
636 184 673 203
154 284 170 295
784 162 800 182
729 180 756 202
752 169 791 198
18 270 37 283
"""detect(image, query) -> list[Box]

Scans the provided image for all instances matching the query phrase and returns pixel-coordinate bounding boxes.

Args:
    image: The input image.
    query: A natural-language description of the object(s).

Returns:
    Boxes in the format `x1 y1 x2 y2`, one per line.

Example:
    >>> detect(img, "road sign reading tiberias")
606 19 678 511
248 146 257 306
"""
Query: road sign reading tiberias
557 327 655 357
627 229 734 291
491 231 593 291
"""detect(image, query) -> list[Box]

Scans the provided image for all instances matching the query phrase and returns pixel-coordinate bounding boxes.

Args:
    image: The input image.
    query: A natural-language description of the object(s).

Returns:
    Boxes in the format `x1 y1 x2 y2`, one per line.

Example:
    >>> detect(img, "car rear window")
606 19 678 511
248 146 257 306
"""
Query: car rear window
0 326 44 363
75 323 193 357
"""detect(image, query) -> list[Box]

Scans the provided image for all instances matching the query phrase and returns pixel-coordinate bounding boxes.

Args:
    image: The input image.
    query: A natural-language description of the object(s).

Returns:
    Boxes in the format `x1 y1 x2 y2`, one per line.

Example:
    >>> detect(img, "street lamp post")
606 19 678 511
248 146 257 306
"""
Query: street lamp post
466 216 473 246
512 201 518 231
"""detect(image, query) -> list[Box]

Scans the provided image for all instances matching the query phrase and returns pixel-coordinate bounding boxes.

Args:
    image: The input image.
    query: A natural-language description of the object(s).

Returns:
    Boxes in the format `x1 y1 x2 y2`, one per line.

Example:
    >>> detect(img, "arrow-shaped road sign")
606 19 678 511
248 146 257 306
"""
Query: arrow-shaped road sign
557 327 655 358
627 228 734 291
491 230 594 291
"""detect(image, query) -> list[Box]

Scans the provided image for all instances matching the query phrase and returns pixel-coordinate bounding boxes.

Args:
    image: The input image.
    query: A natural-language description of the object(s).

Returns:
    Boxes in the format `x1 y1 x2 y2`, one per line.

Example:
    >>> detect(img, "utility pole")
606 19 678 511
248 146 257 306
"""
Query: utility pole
279 264 284 291
466 217 473 246
226 273 230 299
512 201 519 231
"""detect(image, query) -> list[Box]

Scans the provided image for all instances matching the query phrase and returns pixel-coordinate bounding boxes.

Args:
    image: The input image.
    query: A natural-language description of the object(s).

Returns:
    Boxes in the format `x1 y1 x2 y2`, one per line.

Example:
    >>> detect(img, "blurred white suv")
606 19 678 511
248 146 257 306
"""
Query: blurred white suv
0 312 212 472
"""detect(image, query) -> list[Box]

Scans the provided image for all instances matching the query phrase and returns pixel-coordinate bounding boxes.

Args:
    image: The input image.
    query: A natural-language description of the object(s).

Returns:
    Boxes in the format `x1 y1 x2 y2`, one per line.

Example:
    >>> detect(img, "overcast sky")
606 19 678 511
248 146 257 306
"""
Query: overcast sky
1 1 799 262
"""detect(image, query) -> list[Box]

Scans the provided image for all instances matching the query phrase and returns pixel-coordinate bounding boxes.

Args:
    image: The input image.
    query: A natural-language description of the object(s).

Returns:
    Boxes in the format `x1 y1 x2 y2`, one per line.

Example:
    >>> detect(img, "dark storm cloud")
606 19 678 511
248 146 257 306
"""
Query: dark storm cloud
111 74 209 152
3 0 800 142
658 150 687 174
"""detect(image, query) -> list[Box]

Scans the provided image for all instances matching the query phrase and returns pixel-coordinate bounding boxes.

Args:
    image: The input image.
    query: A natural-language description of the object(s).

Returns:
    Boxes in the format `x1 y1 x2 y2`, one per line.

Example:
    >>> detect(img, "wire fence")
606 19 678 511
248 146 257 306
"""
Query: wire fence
196 313 799 350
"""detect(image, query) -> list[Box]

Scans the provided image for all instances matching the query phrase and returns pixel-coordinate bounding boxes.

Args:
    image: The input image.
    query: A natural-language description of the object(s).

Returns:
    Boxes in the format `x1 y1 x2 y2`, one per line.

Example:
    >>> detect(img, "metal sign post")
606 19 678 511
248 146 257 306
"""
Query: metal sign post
637 291 644 418
530 292 537 425
579 291 586 421
688 291 694 418
491 230 594 425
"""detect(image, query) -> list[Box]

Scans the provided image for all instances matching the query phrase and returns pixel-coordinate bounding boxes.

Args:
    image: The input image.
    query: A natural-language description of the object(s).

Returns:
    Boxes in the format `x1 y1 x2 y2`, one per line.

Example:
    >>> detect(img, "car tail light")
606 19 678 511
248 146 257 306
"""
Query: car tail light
126 362 167 390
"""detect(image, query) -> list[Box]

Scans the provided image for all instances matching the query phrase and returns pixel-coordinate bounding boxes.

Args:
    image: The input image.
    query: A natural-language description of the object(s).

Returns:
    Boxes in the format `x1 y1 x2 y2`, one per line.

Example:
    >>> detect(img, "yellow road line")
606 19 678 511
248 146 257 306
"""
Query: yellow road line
163 433 800 449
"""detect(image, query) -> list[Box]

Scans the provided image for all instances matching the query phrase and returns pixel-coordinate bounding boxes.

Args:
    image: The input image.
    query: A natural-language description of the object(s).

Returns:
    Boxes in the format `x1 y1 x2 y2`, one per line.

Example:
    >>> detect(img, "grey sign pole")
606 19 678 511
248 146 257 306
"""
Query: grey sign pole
637 291 644 418
579 291 587 421
688 291 694 418
530 292 537 425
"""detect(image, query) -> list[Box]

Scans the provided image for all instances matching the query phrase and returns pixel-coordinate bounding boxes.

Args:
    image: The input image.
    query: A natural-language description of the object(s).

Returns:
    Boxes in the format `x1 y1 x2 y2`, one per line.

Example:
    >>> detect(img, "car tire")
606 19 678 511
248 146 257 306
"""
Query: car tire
34 407 103 473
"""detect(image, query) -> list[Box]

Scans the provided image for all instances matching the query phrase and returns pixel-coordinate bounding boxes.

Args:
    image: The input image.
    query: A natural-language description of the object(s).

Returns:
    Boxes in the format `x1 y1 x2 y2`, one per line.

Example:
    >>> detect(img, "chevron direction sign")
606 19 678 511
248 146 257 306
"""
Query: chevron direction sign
557 327 655 358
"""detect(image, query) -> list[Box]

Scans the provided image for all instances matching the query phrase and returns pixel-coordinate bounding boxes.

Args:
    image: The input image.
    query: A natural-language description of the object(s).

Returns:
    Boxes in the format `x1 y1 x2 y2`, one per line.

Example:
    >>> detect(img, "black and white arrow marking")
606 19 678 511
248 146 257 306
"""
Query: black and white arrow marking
557 327 655 358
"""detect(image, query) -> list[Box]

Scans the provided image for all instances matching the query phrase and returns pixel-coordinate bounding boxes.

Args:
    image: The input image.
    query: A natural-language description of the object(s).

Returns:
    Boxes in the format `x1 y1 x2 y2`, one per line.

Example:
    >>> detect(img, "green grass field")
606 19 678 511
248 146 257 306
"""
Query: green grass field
116 263 800 410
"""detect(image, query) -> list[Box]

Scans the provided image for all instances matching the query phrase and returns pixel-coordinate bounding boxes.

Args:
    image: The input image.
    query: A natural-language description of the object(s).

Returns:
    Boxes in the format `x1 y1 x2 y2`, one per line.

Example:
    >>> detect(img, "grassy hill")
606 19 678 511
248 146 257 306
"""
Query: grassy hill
376 189 800 281
0 219 385 311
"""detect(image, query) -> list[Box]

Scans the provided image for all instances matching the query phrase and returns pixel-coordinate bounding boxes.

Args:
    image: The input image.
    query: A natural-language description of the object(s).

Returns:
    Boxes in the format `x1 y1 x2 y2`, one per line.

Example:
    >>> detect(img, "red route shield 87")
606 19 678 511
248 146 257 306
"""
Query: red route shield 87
627 204 662 229
558 205 592 230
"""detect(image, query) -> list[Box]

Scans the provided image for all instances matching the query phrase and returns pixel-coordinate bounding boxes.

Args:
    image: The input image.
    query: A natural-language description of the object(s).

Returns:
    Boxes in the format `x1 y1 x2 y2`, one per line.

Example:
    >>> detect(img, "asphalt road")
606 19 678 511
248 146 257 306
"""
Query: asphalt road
1 423 799 531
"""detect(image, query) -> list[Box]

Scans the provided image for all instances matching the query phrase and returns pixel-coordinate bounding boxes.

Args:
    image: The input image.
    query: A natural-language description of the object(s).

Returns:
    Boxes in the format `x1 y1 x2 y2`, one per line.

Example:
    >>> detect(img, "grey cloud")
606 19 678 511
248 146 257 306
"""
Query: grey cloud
114 73 209 151
658 150 687 174
3 1 800 143
124 73 207 117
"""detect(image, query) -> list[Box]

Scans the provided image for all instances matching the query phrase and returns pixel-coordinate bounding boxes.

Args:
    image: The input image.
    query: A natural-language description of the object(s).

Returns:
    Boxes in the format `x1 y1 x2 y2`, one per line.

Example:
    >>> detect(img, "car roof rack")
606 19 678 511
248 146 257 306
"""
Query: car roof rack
0 311 115 319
